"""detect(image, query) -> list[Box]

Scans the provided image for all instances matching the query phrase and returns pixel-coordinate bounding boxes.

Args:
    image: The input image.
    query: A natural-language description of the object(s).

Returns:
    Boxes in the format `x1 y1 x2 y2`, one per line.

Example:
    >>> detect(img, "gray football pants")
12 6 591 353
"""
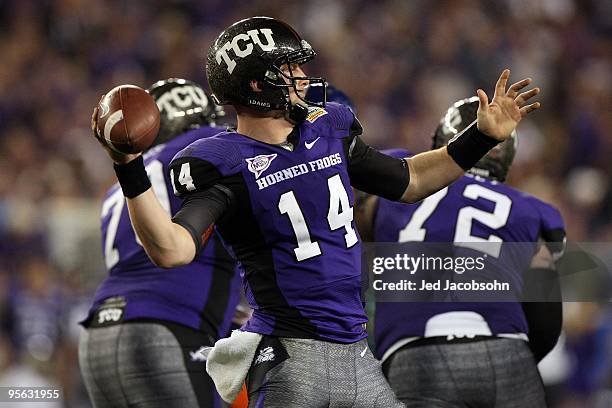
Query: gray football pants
383 338 546 408
79 322 221 408
246 336 404 408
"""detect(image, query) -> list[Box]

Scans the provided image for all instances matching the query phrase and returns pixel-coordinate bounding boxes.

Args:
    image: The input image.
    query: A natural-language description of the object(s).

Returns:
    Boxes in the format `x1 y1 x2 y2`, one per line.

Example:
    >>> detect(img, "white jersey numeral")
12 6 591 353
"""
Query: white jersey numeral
279 173 356 261
278 191 322 261
102 159 172 268
454 184 512 257
399 187 449 242
178 162 196 191
398 183 512 258
101 189 124 269
327 174 358 248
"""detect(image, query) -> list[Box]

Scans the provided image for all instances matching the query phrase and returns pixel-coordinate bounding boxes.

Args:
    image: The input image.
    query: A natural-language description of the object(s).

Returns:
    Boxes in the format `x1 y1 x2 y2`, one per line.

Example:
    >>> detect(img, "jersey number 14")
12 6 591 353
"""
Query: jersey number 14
279 174 358 261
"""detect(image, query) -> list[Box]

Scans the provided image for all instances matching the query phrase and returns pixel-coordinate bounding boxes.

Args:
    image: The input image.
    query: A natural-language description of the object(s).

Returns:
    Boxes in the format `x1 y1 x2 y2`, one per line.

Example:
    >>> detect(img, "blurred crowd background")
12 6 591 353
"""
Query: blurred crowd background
0 0 609 407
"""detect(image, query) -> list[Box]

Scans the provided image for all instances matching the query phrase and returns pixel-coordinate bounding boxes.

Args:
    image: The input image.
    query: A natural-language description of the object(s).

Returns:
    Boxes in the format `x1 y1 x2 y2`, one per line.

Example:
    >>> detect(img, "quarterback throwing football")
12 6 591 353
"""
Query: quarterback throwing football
92 16 541 408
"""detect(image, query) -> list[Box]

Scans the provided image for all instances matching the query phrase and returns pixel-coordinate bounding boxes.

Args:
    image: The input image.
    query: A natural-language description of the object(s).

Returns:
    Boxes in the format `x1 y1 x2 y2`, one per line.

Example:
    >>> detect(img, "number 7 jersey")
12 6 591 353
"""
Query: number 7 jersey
87 126 241 339
169 103 368 343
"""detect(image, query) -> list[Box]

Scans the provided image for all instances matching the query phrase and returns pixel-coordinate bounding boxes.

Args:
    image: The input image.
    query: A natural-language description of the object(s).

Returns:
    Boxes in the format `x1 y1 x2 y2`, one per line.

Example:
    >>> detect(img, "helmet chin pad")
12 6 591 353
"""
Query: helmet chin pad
285 103 309 124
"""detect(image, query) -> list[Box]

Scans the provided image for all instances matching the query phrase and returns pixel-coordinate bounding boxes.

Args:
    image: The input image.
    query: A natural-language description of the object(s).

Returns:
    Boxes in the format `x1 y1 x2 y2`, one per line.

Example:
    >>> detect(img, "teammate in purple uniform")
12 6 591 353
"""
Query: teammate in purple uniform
356 97 566 407
80 78 241 408
90 17 541 407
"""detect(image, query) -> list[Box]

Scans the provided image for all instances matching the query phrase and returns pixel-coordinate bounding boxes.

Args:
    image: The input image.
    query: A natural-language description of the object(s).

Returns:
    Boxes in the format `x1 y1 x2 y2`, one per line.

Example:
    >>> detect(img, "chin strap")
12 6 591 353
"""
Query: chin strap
285 103 308 124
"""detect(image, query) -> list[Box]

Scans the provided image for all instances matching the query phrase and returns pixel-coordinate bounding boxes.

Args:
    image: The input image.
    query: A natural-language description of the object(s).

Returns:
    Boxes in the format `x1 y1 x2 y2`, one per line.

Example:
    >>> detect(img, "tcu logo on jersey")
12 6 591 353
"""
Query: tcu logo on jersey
246 153 277 178
97 307 123 324
155 85 209 119
216 29 276 74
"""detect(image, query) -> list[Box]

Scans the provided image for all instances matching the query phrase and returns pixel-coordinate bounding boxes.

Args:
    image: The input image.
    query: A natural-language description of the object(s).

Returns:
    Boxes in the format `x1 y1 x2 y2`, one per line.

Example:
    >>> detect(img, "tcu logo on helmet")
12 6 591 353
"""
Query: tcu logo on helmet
216 29 276 74
443 106 463 137
155 85 209 119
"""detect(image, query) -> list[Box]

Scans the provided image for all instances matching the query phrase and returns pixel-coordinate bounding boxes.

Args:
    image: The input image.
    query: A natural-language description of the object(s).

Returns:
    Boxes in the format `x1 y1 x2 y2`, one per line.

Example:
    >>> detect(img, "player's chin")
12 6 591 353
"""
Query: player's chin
294 88 307 100
290 94 308 108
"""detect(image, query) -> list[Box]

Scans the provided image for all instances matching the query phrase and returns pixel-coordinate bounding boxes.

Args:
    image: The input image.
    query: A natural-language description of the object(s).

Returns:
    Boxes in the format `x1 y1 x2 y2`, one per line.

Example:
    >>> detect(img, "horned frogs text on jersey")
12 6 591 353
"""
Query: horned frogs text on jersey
169 103 368 343
373 149 566 360
85 126 241 339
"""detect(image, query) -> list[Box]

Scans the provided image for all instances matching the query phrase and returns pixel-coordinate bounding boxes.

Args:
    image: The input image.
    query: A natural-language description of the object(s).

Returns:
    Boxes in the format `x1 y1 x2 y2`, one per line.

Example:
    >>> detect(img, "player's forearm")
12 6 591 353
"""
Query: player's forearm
126 189 195 267
401 148 464 203
112 156 195 267
401 122 500 203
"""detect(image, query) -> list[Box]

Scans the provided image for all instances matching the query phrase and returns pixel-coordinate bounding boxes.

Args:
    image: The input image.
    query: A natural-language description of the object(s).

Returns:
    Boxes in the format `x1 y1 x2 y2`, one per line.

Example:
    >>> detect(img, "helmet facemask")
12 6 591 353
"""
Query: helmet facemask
260 46 327 123
264 47 327 107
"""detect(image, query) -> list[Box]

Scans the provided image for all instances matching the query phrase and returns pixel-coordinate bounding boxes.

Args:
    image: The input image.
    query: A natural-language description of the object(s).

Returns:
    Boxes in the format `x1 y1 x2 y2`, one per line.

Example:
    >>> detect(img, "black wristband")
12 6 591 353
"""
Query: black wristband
446 122 500 171
113 155 151 198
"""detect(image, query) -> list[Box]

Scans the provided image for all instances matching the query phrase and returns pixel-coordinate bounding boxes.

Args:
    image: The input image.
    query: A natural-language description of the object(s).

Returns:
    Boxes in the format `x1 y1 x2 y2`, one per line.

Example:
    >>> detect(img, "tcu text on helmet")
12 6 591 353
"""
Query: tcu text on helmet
155 85 209 119
216 29 276 74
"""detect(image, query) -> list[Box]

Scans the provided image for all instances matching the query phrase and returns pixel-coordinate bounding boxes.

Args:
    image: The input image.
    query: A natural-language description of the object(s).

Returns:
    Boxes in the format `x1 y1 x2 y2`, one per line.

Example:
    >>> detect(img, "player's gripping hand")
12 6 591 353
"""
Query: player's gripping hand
476 69 540 141
91 95 141 165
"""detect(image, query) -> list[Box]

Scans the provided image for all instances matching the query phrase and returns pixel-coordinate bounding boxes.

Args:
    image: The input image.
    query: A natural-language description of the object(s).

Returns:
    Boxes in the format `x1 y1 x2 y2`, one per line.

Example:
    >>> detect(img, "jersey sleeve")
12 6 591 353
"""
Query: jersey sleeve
168 135 243 255
312 102 359 138
380 148 413 159
529 197 566 261
345 136 410 201
169 136 243 197
316 104 411 200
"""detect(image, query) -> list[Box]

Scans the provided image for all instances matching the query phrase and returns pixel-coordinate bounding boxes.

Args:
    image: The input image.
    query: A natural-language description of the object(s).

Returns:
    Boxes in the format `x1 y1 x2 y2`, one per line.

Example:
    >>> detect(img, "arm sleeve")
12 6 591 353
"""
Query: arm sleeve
345 120 410 201
171 184 234 255
521 208 566 362
532 199 566 261
521 296 562 362
541 228 566 262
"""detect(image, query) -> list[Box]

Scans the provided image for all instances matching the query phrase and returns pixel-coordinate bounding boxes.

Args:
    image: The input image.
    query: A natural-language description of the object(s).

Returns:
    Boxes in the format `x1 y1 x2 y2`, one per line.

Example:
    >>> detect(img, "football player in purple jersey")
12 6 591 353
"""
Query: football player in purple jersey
90 17 541 407
356 97 565 407
80 78 242 408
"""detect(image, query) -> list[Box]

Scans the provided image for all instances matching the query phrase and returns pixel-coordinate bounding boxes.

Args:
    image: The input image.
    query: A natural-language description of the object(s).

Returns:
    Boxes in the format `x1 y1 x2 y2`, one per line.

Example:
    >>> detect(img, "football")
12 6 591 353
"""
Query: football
95 85 160 154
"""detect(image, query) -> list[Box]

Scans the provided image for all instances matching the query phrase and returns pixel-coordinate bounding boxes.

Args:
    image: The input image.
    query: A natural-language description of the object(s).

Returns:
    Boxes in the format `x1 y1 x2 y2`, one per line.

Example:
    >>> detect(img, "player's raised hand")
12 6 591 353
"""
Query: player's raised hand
476 69 540 141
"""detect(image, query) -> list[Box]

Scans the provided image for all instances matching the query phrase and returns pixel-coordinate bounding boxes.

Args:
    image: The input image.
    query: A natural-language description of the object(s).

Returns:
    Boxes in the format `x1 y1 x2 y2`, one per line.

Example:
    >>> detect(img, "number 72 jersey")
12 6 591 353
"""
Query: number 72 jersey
169 103 368 343
372 149 566 359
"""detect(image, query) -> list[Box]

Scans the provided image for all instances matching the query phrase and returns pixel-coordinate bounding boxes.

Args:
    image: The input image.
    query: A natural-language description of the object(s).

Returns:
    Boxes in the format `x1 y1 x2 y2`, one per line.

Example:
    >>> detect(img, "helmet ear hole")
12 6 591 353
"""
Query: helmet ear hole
250 80 264 92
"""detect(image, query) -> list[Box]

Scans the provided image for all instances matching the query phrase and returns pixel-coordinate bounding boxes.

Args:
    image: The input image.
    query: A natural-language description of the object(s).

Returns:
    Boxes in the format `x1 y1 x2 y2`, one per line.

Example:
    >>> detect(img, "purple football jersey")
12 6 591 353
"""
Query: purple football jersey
170 103 367 343
84 126 241 340
374 149 565 359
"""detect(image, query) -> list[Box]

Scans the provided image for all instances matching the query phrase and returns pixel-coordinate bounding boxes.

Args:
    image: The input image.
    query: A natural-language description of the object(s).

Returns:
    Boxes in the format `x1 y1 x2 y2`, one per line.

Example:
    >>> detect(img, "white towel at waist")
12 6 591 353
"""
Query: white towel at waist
201 330 262 403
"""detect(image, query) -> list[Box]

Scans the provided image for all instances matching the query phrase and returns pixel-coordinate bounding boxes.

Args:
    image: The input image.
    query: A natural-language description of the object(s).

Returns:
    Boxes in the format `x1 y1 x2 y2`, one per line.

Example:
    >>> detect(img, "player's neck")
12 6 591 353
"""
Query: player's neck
236 110 294 144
